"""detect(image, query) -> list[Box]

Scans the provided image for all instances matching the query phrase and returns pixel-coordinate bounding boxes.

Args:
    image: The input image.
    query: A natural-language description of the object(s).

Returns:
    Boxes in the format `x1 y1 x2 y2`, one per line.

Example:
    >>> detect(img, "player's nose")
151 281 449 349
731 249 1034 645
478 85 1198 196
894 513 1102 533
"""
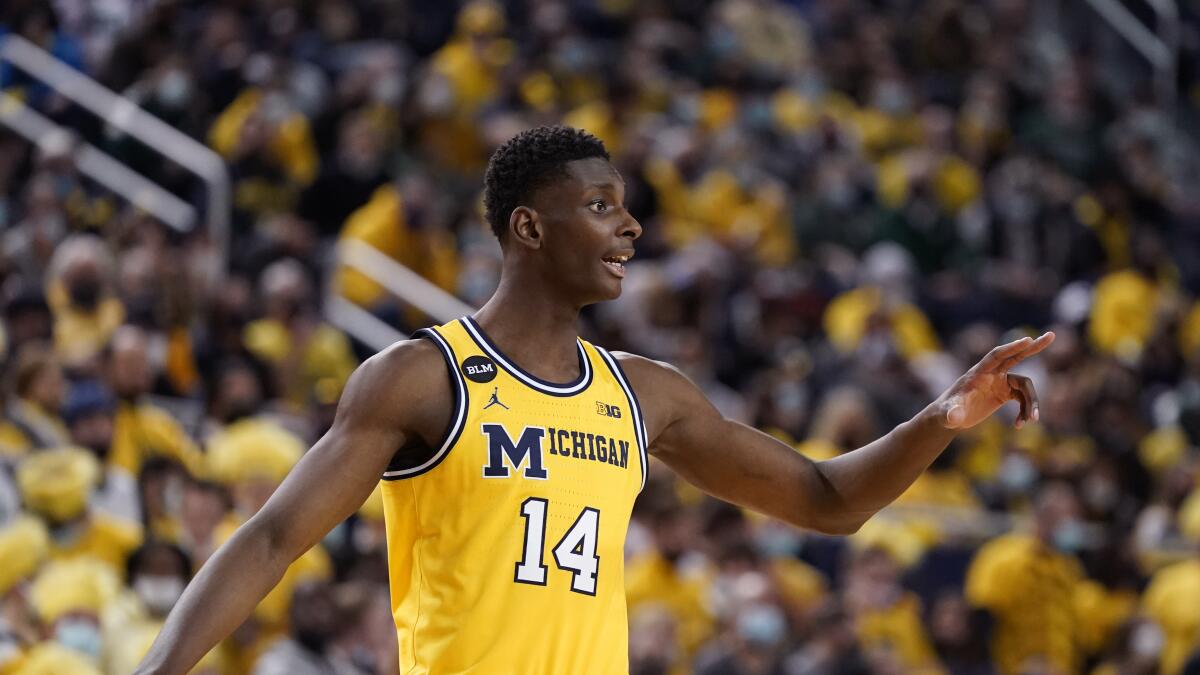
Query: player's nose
619 212 642 241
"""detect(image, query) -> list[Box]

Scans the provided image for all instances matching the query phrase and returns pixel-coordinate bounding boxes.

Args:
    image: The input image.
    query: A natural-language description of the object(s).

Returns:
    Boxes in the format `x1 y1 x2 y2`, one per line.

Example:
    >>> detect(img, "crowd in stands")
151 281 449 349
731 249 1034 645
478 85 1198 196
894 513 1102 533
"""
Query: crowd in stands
3 0 1200 673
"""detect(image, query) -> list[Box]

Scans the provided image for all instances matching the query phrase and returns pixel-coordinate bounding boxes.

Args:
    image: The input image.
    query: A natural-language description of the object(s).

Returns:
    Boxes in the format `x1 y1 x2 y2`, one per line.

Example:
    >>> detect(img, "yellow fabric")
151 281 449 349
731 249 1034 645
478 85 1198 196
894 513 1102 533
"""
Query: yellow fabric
855 592 941 671
208 88 318 185
205 417 304 485
45 282 125 368
1143 559 1200 675
1088 270 1159 358
242 320 357 406
47 513 143 573
0 516 49 596
431 39 503 111
10 642 101 675
111 401 203 477
823 286 940 360
0 420 32 457
17 447 99 524
380 318 647 674
1179 489 1200 542
336 185 460 308
562 101 620 155
771 557 828 613
849 521 929 569
29 558 120 624
1074 582 1136 655
359 482 385 522
1180 301 1200 359
1140 425 1189 475
626 553 714 658
965 534 1088 675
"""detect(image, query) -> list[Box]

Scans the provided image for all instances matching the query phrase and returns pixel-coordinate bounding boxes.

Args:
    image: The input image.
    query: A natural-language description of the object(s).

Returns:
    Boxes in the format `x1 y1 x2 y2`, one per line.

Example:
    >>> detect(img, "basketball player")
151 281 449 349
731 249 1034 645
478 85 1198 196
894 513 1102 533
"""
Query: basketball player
136 127 1052 674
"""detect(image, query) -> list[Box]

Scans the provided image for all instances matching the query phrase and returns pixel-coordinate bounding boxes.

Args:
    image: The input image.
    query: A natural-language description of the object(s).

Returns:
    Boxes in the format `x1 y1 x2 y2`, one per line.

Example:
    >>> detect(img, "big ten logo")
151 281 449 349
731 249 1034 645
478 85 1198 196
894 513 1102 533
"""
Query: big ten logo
462 355 498 383
595 401 622 418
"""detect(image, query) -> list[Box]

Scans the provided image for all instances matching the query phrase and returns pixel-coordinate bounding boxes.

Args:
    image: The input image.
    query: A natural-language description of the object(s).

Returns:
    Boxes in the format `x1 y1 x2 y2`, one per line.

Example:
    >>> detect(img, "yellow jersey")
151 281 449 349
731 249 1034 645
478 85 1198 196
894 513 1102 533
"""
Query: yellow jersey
379 317 648 674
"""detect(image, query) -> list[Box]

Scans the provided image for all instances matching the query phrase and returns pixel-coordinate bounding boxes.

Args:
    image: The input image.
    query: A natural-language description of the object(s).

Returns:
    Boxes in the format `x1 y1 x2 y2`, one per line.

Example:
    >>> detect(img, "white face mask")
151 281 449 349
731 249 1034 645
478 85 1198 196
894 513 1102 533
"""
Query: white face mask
55 618 103 659
134 575 185 615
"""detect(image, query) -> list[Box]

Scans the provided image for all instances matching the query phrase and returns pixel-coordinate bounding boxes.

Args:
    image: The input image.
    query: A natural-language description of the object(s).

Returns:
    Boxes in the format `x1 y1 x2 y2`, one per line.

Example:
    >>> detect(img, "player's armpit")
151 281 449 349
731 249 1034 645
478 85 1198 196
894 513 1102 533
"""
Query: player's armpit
135 337 450 675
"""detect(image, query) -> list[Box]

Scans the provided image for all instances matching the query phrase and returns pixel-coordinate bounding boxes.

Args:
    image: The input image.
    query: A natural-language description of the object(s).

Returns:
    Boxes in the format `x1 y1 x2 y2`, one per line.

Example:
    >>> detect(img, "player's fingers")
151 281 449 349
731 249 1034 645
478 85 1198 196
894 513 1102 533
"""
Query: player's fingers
979 336 1034 371
999 332 1056 371
1008 373 1039 424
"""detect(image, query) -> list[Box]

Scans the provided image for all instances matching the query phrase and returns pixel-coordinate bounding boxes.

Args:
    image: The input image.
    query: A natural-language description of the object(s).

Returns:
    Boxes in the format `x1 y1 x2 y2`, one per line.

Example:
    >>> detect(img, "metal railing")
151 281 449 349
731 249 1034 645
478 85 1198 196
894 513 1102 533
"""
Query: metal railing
0 92 197 232
0 33 231 266
1082 0 1180 112
327 238 476 350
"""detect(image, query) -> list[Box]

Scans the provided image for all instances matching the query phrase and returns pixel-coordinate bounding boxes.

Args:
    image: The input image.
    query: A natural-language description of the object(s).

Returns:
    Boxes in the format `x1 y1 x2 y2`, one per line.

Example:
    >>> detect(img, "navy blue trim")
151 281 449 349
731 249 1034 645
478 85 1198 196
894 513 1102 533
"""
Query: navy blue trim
594 347 649 492
460 317 593 397
381 327 468 480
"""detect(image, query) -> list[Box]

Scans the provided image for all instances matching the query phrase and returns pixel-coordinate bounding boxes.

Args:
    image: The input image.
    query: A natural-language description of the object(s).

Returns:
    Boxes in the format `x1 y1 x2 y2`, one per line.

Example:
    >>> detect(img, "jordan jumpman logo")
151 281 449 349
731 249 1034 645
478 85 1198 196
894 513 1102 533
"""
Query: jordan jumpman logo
483 387 509 410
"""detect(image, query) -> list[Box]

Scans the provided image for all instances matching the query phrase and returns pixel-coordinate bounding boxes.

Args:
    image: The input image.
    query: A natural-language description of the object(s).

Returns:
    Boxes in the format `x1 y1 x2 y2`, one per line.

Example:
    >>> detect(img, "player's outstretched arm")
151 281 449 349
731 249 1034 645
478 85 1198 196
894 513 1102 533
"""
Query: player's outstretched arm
617 332 1054 535
135 339 449 675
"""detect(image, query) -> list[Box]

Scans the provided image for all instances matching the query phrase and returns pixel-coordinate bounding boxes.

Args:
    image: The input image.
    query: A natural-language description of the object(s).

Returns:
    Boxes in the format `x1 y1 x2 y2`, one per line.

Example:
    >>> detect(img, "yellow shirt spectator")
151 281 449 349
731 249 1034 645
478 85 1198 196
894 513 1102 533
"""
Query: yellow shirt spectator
335 185 459 308
625 552 714 658
1143 559 1200 675
965 534 1088 675
111 400 203 477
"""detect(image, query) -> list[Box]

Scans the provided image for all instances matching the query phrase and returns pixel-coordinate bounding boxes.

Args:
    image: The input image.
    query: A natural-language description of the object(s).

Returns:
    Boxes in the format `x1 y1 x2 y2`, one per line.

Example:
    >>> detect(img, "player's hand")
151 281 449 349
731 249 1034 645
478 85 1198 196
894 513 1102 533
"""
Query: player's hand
935 332 1055 430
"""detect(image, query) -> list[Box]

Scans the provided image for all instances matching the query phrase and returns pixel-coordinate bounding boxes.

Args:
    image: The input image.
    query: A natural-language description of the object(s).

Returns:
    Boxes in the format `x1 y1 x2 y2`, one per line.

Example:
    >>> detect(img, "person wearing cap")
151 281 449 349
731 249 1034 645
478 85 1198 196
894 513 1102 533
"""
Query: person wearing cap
16 447 143 572
64 379 141 525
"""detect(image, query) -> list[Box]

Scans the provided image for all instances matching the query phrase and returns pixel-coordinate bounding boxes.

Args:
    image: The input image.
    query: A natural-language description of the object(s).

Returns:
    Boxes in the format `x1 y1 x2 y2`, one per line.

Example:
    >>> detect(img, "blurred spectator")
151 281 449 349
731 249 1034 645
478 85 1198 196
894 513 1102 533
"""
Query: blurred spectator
965 481 1107 674
105 325 203 478
251 581 358 675
16 447 142 572
5 341 70 450
3 0 1200 672
63 378 140 524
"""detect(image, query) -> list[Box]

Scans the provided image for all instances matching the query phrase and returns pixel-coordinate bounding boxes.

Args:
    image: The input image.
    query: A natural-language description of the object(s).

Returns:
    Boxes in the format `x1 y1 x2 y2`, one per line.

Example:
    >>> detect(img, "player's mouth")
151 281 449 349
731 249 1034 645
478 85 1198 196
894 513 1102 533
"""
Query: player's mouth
602 253 632 278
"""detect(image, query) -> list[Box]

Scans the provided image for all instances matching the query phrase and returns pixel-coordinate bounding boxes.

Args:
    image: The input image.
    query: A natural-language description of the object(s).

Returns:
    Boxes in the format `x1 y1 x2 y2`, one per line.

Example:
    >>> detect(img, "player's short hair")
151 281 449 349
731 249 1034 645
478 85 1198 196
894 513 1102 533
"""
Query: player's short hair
483 126 610 239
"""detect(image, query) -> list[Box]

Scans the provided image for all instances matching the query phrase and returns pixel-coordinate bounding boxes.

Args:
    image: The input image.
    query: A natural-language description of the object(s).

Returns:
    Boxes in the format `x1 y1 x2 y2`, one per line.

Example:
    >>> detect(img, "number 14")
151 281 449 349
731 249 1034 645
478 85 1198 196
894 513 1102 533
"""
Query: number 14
514 498 600 596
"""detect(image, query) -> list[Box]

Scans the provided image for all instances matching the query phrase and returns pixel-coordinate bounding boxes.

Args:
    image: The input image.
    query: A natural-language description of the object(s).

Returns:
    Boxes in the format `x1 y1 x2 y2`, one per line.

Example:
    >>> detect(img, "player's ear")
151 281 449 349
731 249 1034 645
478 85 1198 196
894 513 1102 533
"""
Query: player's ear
509 206 543 250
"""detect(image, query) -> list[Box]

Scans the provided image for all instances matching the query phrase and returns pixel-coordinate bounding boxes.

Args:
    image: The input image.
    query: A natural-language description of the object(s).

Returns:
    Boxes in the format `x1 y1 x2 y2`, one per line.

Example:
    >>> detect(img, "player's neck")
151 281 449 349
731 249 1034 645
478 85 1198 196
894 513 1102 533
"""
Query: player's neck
473 277 582 382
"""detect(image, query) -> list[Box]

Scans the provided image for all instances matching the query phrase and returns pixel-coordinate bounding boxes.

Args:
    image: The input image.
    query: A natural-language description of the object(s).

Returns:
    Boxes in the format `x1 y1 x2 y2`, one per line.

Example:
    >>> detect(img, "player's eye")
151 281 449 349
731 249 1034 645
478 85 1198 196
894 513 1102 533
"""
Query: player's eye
588 199 607 214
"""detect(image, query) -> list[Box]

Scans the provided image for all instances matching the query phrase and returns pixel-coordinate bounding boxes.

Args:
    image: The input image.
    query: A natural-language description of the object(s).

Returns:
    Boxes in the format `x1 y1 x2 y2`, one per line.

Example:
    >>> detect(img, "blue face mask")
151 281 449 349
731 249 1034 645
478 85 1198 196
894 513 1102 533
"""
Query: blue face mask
1051 520 1086 554
55 618 103 659
736 604 787 647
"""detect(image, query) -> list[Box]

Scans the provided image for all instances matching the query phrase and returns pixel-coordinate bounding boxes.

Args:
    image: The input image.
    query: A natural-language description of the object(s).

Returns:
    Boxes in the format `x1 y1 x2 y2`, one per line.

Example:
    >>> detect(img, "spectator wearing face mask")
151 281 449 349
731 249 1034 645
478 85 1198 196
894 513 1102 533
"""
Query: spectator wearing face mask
251 581 359 675
964 481 1098 675
28 557 119 666
44 235 125 369
104 540 217 674
16 447 143 573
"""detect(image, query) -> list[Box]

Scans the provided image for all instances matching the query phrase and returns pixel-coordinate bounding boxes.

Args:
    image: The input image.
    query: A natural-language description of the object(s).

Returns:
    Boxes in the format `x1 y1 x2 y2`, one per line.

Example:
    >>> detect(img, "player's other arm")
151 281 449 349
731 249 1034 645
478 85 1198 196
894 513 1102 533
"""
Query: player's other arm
618 332 1053 536
135 339 449 675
